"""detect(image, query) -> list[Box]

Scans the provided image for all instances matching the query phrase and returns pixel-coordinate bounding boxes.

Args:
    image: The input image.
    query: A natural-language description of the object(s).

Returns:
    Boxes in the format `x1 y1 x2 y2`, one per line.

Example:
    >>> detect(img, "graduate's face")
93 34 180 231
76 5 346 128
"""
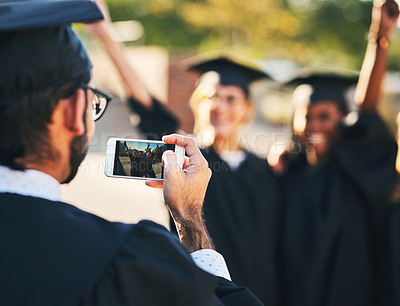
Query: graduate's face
301 101 344 157
209 85 253 137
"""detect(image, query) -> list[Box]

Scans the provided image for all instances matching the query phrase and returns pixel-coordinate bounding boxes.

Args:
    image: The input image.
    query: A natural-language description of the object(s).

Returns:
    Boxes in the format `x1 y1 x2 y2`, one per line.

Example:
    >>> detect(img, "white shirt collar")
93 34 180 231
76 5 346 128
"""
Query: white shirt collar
0 165 61 201
219 150 247 171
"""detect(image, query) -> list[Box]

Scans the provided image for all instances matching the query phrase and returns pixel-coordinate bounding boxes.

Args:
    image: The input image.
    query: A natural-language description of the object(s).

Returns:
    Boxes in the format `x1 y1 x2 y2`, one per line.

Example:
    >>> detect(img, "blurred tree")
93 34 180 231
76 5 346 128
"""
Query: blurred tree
288 0 373 68
104 0 400 69
178 0 301 56
106 0 210 49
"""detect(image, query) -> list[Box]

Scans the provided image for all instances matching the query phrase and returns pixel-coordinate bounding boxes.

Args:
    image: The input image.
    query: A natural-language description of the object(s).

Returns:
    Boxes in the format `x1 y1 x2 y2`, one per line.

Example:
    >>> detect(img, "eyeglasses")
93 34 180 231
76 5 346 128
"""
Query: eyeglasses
210 93 246 108
80 84 113 121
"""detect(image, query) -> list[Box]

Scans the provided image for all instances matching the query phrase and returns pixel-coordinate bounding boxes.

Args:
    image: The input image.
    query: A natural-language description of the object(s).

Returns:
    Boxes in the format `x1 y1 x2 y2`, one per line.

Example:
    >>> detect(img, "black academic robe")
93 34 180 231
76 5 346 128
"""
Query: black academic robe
0 193 263 306
171 147 281 306
202 147 280 306
381 199 400 306
280 112 398 306
128 97 179 140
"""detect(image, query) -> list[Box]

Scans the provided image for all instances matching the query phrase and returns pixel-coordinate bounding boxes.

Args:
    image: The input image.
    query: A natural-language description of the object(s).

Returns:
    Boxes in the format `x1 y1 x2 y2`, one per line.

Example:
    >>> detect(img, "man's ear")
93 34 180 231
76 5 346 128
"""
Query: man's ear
62 88 87 136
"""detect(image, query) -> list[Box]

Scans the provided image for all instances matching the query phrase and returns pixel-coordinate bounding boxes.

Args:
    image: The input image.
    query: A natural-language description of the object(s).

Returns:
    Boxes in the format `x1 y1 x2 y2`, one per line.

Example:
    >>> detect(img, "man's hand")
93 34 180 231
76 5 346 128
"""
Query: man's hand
146 134 213 253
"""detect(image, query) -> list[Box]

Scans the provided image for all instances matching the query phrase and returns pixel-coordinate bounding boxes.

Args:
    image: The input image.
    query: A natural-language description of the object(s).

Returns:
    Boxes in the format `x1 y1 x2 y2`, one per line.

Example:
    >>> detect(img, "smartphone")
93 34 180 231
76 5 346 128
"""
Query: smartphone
105 138 185 180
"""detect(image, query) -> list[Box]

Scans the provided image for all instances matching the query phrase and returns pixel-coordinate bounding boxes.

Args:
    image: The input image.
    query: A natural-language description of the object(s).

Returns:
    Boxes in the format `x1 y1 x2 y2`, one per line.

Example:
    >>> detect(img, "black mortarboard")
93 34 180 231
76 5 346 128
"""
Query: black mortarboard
285 70 358 113
0 0 103 96
188 56 271 94
0 0 103 31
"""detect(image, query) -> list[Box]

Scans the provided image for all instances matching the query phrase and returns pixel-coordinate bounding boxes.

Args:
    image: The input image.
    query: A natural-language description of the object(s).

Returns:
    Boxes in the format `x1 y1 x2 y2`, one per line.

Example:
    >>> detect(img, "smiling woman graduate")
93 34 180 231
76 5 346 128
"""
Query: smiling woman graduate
186 57 281 306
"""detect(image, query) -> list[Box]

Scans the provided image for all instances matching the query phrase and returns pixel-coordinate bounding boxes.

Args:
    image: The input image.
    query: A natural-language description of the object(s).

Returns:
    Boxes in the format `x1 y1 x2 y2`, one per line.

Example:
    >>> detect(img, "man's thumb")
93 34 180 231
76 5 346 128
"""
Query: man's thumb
162 150 178 174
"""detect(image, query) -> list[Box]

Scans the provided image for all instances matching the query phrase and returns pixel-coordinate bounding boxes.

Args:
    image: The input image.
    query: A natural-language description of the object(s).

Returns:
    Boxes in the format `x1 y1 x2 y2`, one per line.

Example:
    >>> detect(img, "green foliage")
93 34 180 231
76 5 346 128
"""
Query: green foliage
290 1 373 68
105 0 400 69
107 0 210 49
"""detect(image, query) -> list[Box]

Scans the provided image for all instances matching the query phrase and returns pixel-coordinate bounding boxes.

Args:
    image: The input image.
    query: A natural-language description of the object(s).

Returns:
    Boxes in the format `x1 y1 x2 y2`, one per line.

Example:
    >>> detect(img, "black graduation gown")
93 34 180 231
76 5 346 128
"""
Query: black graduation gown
381 199 400 306
280 112 398 306
0 193 263 306
128 96 179 140
170 147 280 306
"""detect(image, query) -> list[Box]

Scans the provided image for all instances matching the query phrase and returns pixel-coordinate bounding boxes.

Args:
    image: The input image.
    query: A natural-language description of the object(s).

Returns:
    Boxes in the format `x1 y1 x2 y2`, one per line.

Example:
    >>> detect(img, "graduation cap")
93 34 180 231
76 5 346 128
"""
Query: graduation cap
0 0 103 96
188 56 271 95
284 70 358 113
0 0 103 31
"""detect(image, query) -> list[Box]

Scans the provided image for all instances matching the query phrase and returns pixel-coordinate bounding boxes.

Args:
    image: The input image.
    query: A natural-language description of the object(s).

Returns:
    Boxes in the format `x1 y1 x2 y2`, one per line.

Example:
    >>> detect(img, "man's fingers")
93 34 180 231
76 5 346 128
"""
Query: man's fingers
146 150 180 188
162 134 201 158
162 134 208 170
162 134 209 179
145 179 163 189
183 156 190 170
162 150 179 174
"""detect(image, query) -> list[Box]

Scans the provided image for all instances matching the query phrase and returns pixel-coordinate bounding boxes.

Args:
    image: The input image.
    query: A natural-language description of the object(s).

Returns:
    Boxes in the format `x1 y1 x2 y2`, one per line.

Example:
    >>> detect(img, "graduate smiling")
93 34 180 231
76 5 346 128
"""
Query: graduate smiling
275 1 400 305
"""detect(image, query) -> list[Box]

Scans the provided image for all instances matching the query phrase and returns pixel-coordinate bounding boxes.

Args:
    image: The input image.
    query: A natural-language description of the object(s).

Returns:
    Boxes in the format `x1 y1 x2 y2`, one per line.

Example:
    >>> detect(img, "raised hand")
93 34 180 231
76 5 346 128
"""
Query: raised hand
370 0 399 38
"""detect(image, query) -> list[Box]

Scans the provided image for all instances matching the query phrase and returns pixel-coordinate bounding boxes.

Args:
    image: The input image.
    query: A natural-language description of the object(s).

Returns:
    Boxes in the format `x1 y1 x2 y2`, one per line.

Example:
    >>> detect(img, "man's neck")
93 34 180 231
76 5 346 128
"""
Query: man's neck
19 160 65 183
213 134 240 153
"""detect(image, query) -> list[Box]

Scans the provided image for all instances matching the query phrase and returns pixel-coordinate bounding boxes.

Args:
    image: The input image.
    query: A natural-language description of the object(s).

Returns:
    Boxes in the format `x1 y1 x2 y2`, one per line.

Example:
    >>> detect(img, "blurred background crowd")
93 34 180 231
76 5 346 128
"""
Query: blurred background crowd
62 0 400 227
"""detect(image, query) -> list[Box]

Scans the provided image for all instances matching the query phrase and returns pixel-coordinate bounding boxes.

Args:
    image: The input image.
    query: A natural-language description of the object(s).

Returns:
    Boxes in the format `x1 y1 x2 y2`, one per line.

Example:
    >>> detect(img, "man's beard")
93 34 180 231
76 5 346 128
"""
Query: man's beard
61 132 88 184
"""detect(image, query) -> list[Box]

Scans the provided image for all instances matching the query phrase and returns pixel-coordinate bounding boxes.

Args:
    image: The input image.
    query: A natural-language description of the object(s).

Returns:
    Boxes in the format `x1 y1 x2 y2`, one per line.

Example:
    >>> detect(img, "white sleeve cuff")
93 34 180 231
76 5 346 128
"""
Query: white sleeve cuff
190 249 232 281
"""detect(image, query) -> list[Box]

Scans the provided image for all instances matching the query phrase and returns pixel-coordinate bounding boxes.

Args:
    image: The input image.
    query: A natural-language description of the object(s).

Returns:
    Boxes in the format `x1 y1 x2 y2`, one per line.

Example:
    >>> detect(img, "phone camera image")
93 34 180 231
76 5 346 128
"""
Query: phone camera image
113 141 175 179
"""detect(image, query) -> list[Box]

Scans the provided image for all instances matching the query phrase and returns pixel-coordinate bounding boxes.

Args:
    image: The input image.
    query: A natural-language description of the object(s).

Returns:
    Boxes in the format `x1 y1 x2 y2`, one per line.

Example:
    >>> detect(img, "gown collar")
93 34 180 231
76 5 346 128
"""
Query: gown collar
0 165 60 201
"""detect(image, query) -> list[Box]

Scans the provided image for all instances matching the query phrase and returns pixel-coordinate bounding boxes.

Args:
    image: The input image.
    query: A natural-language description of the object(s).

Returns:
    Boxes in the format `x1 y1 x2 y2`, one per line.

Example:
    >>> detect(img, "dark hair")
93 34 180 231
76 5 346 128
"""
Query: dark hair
0 74 90 170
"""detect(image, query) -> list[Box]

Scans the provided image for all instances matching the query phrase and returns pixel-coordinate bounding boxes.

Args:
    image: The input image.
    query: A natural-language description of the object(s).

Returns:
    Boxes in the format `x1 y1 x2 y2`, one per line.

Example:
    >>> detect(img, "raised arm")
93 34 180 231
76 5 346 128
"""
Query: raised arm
354 0 399 112
87 3 180 139
85 5 153 108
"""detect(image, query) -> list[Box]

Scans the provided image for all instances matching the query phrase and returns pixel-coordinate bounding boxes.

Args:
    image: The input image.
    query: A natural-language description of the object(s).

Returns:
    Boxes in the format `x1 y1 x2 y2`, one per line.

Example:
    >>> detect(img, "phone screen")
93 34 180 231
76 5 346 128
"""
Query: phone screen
113 140 175 179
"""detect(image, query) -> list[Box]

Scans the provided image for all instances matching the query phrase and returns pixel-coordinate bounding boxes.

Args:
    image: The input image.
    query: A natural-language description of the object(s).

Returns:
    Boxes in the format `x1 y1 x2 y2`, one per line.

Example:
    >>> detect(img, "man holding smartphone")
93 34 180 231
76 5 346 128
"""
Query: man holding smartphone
0 1 262 305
